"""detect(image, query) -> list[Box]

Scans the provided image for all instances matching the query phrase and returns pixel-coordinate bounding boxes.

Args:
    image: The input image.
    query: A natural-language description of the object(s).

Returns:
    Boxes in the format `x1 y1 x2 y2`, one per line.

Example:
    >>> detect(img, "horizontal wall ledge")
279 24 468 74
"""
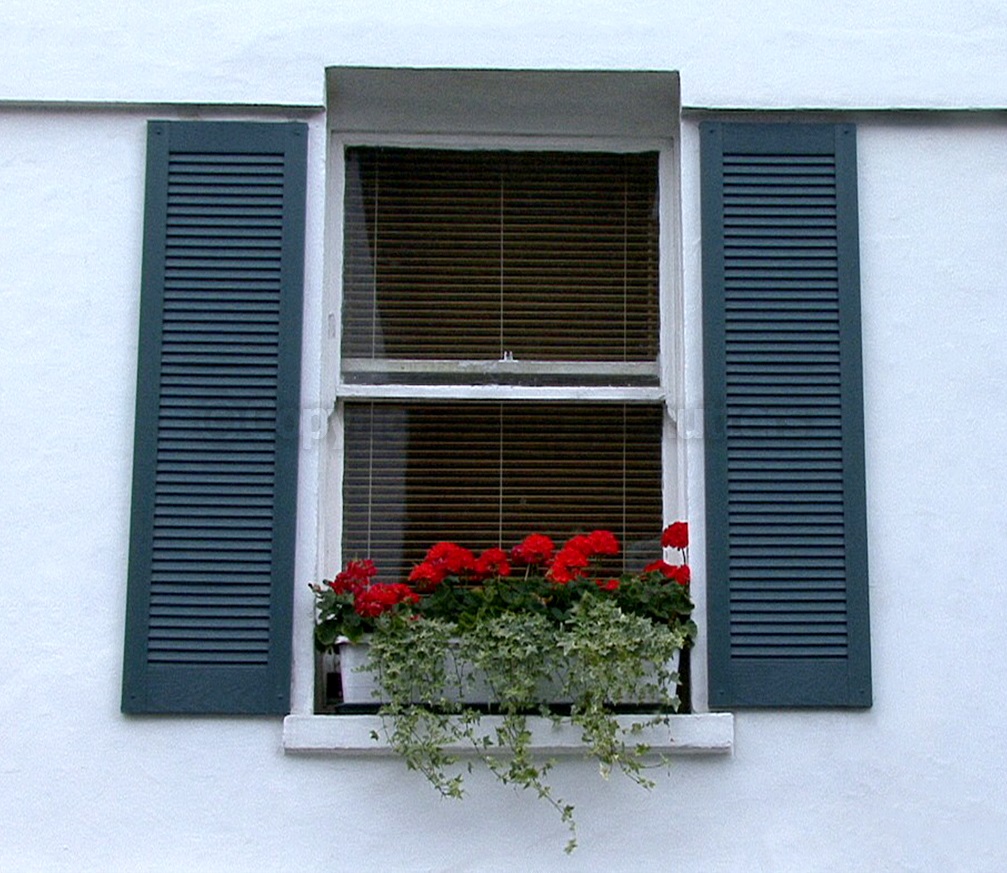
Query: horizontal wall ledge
0 99 325 116
682 106 1007 121
282 712 733 756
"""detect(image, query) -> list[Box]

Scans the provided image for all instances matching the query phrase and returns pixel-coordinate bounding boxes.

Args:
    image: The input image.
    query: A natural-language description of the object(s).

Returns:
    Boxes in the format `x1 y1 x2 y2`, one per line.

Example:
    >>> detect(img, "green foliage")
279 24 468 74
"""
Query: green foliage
312 587 368 646
362 598 692 854
559 598 686 787
315 526 697 853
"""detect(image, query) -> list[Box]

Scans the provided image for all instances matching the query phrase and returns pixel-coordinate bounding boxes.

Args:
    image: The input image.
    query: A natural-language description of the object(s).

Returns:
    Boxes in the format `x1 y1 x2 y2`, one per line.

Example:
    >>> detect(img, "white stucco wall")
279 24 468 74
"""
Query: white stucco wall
1 0 1006 108
3 4 1007 871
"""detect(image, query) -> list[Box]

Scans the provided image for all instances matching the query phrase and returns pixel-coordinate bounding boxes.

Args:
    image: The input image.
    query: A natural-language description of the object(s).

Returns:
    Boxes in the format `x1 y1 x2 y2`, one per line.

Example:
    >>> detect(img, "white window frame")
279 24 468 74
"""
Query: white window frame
285 69 717 726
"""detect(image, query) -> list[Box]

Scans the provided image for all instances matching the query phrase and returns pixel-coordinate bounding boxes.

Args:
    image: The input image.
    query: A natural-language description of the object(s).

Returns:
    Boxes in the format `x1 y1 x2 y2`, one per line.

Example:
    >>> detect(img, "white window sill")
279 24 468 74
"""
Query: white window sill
282 712 733 756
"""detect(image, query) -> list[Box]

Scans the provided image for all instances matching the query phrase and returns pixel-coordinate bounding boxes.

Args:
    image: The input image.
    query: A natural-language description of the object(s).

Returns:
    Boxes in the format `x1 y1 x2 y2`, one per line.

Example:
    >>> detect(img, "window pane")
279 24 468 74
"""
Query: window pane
342 148 659 366
343 402 664 582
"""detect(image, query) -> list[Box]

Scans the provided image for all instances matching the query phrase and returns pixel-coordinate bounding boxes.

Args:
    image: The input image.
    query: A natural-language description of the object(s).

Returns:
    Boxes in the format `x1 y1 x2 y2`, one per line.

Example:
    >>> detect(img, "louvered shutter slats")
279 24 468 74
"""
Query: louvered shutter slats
702 123 871 708
123 122 306 714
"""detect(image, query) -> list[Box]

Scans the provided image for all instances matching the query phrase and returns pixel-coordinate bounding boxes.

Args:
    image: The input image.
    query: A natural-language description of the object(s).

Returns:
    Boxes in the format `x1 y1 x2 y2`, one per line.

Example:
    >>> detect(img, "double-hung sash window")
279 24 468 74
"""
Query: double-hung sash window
336 146 670 582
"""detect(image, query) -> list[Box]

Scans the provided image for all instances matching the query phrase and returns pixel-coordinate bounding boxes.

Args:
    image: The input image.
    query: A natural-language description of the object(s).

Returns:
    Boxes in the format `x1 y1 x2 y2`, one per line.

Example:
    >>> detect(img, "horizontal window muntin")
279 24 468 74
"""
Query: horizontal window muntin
340 358 660 388
341 147 660 384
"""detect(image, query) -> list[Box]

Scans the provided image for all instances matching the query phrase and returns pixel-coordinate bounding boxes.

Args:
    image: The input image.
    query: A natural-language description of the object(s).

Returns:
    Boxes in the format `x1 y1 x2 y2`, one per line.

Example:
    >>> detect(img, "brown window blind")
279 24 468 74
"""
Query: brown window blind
343 402 664 582
342 148 660 368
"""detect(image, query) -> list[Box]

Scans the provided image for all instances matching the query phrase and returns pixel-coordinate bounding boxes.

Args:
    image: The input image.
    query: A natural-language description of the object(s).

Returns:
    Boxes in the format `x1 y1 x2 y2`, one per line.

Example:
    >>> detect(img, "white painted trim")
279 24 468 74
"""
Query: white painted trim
312 72 699 718
335 384 668 403
287 112 328 717
336 132 671 151
342 358 660 379
282 712 733 756
679 120 709 713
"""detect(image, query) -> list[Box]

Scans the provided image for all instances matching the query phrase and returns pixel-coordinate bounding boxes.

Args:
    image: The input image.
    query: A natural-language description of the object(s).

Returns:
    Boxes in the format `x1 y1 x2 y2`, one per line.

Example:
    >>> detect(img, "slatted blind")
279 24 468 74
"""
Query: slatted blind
343 402 663 581
123 122 307 714
341 148 659 368
701 123 871 707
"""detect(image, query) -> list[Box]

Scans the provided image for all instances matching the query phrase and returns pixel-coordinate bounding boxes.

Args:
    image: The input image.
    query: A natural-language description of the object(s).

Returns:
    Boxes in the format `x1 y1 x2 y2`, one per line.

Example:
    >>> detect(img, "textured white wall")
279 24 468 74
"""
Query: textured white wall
3 4 1007 870
679 116 1007 870
4 105 1007 873
0 0 1005 108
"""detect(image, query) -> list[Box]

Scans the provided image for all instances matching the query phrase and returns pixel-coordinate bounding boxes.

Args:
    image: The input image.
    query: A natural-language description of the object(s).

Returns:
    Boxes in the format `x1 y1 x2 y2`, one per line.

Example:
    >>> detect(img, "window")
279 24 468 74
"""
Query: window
341 148 659 370
337 146 668 582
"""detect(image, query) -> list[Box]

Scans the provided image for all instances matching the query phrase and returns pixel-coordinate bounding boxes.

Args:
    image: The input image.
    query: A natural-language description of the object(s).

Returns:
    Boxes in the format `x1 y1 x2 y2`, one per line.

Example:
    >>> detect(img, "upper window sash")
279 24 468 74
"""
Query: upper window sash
336 142 668 388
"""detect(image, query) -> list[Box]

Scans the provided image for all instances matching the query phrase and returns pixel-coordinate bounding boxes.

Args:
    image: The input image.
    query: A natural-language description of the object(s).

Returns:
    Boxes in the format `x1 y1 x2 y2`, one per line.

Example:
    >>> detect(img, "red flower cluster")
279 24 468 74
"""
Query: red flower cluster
661 522 688 551
353 582 420 618
548 546 591 585
405 529 625 589
328 558 378 594
409 542 514 591
547 529 621 585
325 559 421 618
510 533 555 566
315 520 692 644
475 547 511 579
642 560 691 586
408 542 473 590
570 529 620 557
427 542 477 574
645 522 690 584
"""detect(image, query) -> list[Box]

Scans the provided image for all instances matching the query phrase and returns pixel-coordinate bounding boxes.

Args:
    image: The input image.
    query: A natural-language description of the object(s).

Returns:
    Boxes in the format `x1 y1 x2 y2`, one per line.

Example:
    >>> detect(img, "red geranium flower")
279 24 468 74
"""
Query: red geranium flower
661 522 689 551
408 561 448 592
563 534 593 557
510 533 555 566
591 530 619 556
328 558 378 594
353 583 420 618
643 559 690 585
548 545 591 584
560 529 620 561
474 547 511 580
595 578 620 592
668 564 690 586
585 529 619 556
425 542 477 575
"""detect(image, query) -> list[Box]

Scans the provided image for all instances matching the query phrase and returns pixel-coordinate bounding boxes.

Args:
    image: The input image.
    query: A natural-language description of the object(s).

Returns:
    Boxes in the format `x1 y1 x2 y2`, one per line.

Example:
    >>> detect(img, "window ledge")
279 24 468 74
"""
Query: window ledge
282 712 733 756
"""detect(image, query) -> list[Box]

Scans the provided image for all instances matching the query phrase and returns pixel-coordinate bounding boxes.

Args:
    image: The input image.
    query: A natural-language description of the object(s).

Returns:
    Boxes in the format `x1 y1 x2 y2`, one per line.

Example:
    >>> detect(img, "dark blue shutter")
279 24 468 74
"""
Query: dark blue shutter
122 121 307 714
701 123 871 708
